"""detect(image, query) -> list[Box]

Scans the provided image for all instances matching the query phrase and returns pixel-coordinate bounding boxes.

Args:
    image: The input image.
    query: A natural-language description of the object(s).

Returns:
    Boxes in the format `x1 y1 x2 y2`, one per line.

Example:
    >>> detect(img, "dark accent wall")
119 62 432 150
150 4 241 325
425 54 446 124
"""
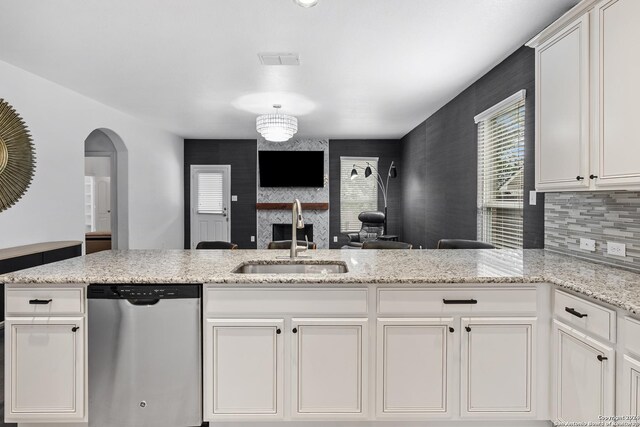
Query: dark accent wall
400 46 544 249
329 140 402 249
184 140 257 249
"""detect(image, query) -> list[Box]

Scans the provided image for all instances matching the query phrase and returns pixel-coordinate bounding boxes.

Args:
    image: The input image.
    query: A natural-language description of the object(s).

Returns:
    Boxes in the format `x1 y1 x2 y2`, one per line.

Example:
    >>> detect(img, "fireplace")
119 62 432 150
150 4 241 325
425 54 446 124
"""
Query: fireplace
272 224 313 242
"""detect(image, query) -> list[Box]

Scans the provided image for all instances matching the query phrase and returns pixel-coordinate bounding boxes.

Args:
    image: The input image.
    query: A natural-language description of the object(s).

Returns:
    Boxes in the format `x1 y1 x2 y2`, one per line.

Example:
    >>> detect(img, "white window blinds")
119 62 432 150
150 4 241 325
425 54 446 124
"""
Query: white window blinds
197 172 224 214
476 91 526 249
340 157 378 233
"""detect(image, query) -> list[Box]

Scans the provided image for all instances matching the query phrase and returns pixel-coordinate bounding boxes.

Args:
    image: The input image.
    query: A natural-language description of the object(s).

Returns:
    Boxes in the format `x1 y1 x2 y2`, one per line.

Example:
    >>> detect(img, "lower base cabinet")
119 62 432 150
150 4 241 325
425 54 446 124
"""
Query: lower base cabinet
622 355 640 417
292 318 368 419
5 316 85 423
553 320 615 423
204 319 284 421
376 318 453 417
461 317 536 417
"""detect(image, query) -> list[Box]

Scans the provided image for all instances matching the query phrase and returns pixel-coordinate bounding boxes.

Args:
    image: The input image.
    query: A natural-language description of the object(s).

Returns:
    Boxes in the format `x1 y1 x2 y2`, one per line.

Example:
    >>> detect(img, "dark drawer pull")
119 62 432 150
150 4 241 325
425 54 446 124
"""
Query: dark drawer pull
565 307 588 318
443 299 477 305
72 326 80 332
276 328 281 335
597 355 608 362
29 299 52 305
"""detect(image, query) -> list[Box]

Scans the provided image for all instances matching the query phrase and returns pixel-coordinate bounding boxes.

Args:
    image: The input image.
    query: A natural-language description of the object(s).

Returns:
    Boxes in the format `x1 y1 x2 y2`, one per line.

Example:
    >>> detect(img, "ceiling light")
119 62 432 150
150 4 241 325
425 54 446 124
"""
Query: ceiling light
294 0 318 8
256 105 298 142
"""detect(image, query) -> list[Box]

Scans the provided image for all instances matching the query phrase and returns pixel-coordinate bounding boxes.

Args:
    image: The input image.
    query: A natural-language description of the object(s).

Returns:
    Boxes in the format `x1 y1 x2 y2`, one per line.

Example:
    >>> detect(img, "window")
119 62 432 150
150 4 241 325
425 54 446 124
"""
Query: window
340 157 378 233
197 172 224 214
475 90 526 249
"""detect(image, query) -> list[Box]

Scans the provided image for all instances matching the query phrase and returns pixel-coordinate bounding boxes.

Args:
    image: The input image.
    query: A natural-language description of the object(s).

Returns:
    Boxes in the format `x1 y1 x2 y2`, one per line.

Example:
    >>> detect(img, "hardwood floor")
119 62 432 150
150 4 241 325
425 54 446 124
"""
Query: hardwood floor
0 326 17 427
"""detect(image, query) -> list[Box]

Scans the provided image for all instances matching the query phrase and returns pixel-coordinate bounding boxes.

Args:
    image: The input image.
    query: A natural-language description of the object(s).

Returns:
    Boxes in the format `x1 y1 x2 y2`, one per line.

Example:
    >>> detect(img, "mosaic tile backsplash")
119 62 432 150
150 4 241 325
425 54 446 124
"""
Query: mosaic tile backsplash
545 191 640 271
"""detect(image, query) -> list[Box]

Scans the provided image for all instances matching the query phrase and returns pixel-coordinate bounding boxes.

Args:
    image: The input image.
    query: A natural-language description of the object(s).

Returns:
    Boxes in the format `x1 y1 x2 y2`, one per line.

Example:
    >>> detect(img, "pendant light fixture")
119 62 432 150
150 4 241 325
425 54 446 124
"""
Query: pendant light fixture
256 104 298 142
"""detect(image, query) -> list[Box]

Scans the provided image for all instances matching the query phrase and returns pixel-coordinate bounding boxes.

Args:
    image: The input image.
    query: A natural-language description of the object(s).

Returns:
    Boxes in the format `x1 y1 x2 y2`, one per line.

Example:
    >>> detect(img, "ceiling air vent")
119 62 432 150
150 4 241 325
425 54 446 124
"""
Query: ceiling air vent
258 53 300 66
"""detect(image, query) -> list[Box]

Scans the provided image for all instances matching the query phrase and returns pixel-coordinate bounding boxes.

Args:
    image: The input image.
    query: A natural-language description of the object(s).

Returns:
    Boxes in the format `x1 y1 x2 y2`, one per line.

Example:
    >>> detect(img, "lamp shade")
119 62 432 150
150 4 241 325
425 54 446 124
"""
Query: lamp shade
389 163 397 178
350 166 358 180
364 165 372 177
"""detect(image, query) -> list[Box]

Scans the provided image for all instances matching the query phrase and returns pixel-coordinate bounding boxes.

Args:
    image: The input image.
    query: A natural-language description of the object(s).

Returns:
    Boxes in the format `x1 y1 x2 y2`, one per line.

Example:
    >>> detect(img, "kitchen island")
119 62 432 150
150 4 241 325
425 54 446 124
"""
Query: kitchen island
3 249 640 426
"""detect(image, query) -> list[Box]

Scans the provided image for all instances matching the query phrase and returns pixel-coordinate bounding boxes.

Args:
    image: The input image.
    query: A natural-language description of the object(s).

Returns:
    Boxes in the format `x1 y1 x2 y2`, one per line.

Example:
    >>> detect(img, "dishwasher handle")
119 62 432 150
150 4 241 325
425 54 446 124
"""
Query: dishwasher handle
127 298 161 306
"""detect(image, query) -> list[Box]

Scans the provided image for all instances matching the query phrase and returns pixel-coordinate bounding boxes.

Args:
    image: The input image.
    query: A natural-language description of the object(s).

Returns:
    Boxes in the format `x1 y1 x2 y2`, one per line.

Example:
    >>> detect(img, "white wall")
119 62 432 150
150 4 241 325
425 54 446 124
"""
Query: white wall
0 60 183 250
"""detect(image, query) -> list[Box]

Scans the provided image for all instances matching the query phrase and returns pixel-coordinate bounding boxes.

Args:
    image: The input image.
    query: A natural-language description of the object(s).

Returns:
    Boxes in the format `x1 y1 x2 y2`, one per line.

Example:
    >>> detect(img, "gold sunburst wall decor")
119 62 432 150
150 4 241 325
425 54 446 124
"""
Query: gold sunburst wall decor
0 98 36 212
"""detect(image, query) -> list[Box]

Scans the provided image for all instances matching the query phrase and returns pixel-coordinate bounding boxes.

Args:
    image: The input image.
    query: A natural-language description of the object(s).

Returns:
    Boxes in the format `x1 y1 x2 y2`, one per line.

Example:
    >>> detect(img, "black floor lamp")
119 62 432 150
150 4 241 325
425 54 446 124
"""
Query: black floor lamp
350 161 397 234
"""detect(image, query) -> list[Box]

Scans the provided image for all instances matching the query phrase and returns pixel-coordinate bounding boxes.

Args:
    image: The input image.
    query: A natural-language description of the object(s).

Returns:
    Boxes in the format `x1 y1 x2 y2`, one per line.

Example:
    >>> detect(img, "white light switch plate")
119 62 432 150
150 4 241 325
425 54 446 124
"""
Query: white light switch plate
333 236 338 243
232 195 238 202
580 238 596 252
608 242 626 257
529 191 537 206
250 236 255 242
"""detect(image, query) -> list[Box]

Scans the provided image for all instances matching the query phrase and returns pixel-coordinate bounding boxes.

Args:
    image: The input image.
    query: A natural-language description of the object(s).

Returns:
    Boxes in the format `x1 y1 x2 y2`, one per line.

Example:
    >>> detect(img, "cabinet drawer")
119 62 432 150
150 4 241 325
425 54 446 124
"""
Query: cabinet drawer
554 290 616 342
377 287 537 315
625 317 640 356
206 287 368 315
6 288 84 315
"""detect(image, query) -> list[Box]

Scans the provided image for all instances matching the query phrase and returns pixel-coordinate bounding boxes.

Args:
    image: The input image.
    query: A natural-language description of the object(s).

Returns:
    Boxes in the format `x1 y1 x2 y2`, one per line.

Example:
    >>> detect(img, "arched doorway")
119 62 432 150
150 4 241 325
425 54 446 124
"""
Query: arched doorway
83 129 128 251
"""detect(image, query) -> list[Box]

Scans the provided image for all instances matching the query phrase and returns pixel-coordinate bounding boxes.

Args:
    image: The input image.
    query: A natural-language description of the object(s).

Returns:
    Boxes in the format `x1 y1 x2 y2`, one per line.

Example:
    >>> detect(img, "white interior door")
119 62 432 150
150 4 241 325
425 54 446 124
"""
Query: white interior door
191 165 231 248
95 176 111 232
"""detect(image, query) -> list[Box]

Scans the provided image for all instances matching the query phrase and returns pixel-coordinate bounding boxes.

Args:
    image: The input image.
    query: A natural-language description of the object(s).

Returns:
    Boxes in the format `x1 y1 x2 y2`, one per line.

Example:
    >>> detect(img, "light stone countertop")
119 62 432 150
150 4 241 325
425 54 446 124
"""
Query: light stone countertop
1 249 640 314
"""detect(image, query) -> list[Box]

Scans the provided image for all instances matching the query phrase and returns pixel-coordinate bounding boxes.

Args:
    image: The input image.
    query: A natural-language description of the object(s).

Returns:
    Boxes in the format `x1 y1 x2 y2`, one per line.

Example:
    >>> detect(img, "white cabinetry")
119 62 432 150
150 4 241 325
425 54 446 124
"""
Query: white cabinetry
4 286 86 423
528 0 640 191
622 355 640 417
553 320 615 423
204 319 284 420
376 318 453 417
461 317 536 417
593 0 640 188
535 14 590 191
292 318 368 418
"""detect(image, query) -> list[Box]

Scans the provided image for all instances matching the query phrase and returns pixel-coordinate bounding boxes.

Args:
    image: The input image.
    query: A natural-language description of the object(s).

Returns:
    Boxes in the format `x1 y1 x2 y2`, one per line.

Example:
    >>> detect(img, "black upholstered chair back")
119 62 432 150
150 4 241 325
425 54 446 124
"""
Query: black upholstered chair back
345 211 386 248
267 240 317 250
362 241 412 249
436 239 495 249
196 241 238 250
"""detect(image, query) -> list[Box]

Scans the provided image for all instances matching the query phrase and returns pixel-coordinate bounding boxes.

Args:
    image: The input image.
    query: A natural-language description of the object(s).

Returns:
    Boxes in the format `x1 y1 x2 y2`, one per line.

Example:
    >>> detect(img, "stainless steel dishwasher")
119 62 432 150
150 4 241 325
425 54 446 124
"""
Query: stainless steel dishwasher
88 284 202 427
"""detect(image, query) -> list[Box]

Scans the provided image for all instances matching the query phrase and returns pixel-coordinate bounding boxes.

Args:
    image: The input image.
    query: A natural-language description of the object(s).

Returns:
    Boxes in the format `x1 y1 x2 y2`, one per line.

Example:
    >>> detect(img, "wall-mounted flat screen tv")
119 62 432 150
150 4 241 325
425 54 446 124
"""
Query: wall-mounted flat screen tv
258 150 324 187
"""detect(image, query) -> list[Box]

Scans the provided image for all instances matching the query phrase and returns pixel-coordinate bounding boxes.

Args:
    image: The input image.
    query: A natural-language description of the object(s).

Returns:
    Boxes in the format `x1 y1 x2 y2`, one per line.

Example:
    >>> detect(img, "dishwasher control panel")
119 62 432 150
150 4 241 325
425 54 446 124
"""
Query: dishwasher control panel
88 284 201 299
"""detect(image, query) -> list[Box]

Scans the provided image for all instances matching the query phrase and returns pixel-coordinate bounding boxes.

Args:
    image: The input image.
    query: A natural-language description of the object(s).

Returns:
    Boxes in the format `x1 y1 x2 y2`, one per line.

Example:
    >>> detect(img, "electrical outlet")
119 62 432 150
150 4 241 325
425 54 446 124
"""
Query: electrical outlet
607 242 626 257
250 236 255 242
580 238 596 252
529 191 537 206
333 236 338 243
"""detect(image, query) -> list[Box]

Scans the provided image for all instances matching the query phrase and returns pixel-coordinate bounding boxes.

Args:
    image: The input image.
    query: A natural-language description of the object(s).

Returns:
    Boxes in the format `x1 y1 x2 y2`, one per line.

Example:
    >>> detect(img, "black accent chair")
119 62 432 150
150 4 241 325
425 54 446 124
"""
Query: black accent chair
196 241 238 250
362 241 412 249
436 239 495 249
268 240 318 250
346 211 386 248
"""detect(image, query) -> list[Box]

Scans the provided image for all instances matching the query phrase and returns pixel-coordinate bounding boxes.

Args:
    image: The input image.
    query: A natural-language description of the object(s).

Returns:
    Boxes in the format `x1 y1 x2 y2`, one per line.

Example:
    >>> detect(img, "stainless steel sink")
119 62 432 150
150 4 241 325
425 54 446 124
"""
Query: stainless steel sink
233 261 348 274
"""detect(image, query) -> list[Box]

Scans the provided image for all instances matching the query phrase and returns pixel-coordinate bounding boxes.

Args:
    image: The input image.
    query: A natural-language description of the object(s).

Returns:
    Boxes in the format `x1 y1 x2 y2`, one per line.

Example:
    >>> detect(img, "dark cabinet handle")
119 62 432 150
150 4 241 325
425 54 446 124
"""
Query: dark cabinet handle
276 328 281 335
465 326 471 332
292 328 298 334
443 299 478 305
29 299 52 305
449 327 455 333
590 174 598 179
72 326 80 332
597 355 608 362
576 176 585 181
565 307 588 318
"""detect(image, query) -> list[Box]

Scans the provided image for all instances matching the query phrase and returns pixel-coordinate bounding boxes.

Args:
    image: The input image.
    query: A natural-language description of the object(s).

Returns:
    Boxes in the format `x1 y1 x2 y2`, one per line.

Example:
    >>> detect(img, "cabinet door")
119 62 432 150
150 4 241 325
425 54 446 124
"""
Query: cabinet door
621 355 640 417
204 319 283 421
5 317 85 423
593 0 640 188
535 14 590 191
292 318 368 419
461 317 536 417
376 318 453 418
553 320 615 423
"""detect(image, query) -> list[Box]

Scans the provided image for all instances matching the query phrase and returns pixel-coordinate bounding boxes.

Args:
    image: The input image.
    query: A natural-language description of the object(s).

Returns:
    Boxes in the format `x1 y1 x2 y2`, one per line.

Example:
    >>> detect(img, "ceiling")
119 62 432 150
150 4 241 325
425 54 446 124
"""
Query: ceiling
0 0 578 140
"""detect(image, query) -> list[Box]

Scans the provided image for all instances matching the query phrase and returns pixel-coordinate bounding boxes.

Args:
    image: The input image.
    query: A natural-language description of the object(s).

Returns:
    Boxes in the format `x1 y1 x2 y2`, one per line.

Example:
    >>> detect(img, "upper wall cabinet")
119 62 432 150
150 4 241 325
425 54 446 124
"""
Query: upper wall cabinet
528 0 640 191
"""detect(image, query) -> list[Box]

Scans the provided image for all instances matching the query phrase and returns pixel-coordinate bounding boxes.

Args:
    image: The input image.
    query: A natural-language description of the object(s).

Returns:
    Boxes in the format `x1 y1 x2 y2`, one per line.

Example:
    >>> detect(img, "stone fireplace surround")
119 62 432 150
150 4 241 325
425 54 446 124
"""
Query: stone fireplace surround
257 138 329 249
